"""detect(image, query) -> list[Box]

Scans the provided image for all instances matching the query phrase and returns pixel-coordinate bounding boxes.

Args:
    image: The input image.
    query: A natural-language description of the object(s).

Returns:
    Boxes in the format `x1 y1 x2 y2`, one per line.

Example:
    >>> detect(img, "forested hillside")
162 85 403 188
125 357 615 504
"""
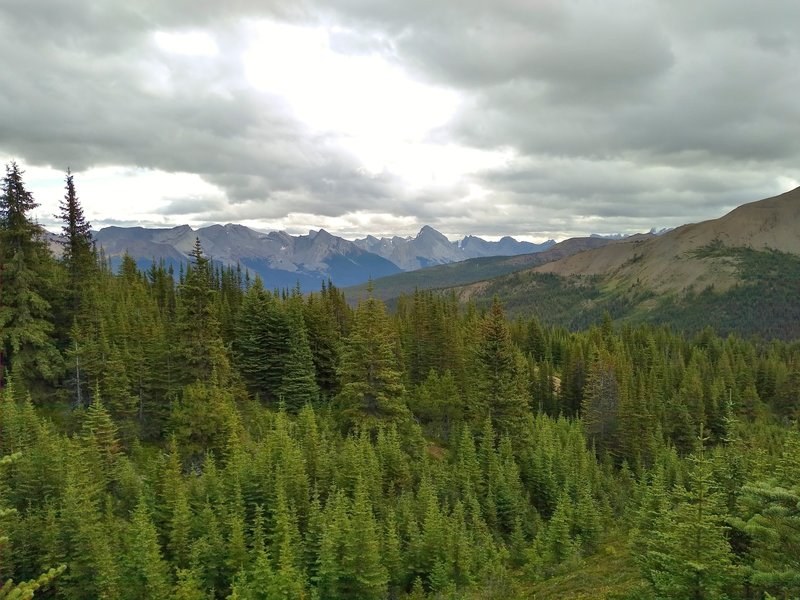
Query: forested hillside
2 164 800 599
344 236 614 304
437 188 800 339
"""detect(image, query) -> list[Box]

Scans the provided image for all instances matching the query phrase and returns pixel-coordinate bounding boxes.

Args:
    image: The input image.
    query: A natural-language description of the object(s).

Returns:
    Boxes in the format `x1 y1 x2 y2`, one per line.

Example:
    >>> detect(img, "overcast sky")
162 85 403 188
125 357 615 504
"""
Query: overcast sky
2 0 798 241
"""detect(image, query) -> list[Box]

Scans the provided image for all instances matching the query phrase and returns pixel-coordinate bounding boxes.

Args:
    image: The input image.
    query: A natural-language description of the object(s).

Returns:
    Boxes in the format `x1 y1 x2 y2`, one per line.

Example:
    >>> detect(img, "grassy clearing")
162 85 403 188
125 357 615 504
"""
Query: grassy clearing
523 534 650 600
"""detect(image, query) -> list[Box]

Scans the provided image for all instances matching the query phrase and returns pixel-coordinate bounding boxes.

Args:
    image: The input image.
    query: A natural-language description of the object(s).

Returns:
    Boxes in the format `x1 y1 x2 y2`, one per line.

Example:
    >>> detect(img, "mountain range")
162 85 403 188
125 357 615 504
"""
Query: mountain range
88 224 555 290
353 226 553 270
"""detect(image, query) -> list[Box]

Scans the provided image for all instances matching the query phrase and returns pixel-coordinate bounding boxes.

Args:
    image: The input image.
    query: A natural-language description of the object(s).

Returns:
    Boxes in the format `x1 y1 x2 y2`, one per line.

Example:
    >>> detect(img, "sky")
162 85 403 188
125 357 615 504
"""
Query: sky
1 0 799 242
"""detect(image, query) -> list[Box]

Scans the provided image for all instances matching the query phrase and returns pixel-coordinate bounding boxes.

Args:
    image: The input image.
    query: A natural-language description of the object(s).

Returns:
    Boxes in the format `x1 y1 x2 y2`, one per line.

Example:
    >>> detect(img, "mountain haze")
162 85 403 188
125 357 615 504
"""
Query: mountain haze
91 223 549 290
353 226 555 271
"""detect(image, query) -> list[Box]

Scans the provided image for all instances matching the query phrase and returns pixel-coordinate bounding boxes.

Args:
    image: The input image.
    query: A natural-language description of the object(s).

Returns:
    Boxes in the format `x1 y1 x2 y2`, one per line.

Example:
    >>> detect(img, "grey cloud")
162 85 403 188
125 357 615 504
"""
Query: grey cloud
0 1 394 222
154 197 226 215
314 0 799 222
2 0 798 239
90 217 182 229
472 157 790 238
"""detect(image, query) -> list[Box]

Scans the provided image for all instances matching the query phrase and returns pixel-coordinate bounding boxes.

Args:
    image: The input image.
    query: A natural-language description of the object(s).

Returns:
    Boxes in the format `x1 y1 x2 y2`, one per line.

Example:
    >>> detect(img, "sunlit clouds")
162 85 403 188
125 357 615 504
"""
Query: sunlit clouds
1 1 798 240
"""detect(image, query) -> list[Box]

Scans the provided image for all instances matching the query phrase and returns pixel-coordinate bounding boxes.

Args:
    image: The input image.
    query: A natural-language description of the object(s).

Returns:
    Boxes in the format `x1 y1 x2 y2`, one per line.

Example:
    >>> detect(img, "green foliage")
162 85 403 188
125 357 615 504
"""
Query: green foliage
1 452 65 600
121 497 172 599
0 162 62 385
473 299 529 434
427 243 800 341
56 169 95 312
344 253 553 304
648 246 800 340
278 297 320 411
233 278 292 402
640 443 739 599
170 381 238 461
174 238 231 384
335 295 410 430
730 432 800 598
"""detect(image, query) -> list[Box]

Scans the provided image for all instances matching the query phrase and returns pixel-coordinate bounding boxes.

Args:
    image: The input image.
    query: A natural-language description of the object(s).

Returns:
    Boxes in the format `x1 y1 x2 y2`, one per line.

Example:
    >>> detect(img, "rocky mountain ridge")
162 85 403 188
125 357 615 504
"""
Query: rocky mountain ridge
353 225 555 270
87 224 554 290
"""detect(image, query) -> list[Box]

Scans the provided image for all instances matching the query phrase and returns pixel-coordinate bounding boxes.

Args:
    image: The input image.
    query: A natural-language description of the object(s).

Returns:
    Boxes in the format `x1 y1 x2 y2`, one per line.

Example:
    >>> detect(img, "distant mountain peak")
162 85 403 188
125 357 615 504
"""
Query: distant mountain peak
352 227 555 270
590 232 628 240
96 223 557 291
416 225 450 243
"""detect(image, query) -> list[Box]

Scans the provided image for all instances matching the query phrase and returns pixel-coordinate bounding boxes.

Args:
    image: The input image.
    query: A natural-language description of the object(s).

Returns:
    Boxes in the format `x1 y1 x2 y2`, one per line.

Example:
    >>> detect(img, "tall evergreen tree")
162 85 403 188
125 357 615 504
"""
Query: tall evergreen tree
474 298 529 434
56 169 95 312
335 295 409 430
233 277 291 402
732 432 800 598
582 348 623 457
344 480 388 599
174 238 230 383
644 439 738 599
303 290 342 398
1 452 65 599
277 298 319 411
0 162 61 386
122 497 172 599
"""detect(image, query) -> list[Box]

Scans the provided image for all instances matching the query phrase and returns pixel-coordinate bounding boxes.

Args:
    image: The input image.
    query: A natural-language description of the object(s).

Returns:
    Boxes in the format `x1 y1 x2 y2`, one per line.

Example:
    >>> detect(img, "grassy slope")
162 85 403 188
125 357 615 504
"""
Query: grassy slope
636 246 800 339
343 238 615 305
460 533 648 600
451 245 800 339
523 536 649 600
344 254 547 304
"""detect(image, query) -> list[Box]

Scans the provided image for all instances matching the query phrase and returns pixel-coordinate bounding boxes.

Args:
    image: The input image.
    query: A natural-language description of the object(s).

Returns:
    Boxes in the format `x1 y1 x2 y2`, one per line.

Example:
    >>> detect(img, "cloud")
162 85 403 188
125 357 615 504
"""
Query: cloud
1 0 798 240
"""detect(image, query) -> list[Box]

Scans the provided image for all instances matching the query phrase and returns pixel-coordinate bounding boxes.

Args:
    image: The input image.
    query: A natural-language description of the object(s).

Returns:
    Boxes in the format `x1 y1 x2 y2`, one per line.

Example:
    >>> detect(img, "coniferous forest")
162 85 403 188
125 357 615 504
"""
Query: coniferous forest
2 162 800 599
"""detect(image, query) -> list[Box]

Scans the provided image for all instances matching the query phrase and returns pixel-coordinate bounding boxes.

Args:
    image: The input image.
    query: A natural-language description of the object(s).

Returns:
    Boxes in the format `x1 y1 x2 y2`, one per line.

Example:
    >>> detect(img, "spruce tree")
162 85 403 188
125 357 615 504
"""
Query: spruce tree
174 238 230 384
474 298 529 434
317 490 349 599
56 169 95 312
581 348 622 457
172 568 209 600
303 290 342 398
343 481 388 599
268 484 306 598
59 445 121 599
335 295 409 430
1 452 65 599
736 482 800 597
233 278 291 402
732 433 800 598
80 391 120 478
122 497 172 599
645 439 738 599
277 298 319 411
0 162 61 386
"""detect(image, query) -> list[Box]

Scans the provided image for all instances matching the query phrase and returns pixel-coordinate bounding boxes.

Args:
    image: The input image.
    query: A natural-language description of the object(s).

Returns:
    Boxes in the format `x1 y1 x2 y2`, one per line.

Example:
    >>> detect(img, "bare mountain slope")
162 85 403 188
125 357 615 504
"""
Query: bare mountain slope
534 187 800 293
